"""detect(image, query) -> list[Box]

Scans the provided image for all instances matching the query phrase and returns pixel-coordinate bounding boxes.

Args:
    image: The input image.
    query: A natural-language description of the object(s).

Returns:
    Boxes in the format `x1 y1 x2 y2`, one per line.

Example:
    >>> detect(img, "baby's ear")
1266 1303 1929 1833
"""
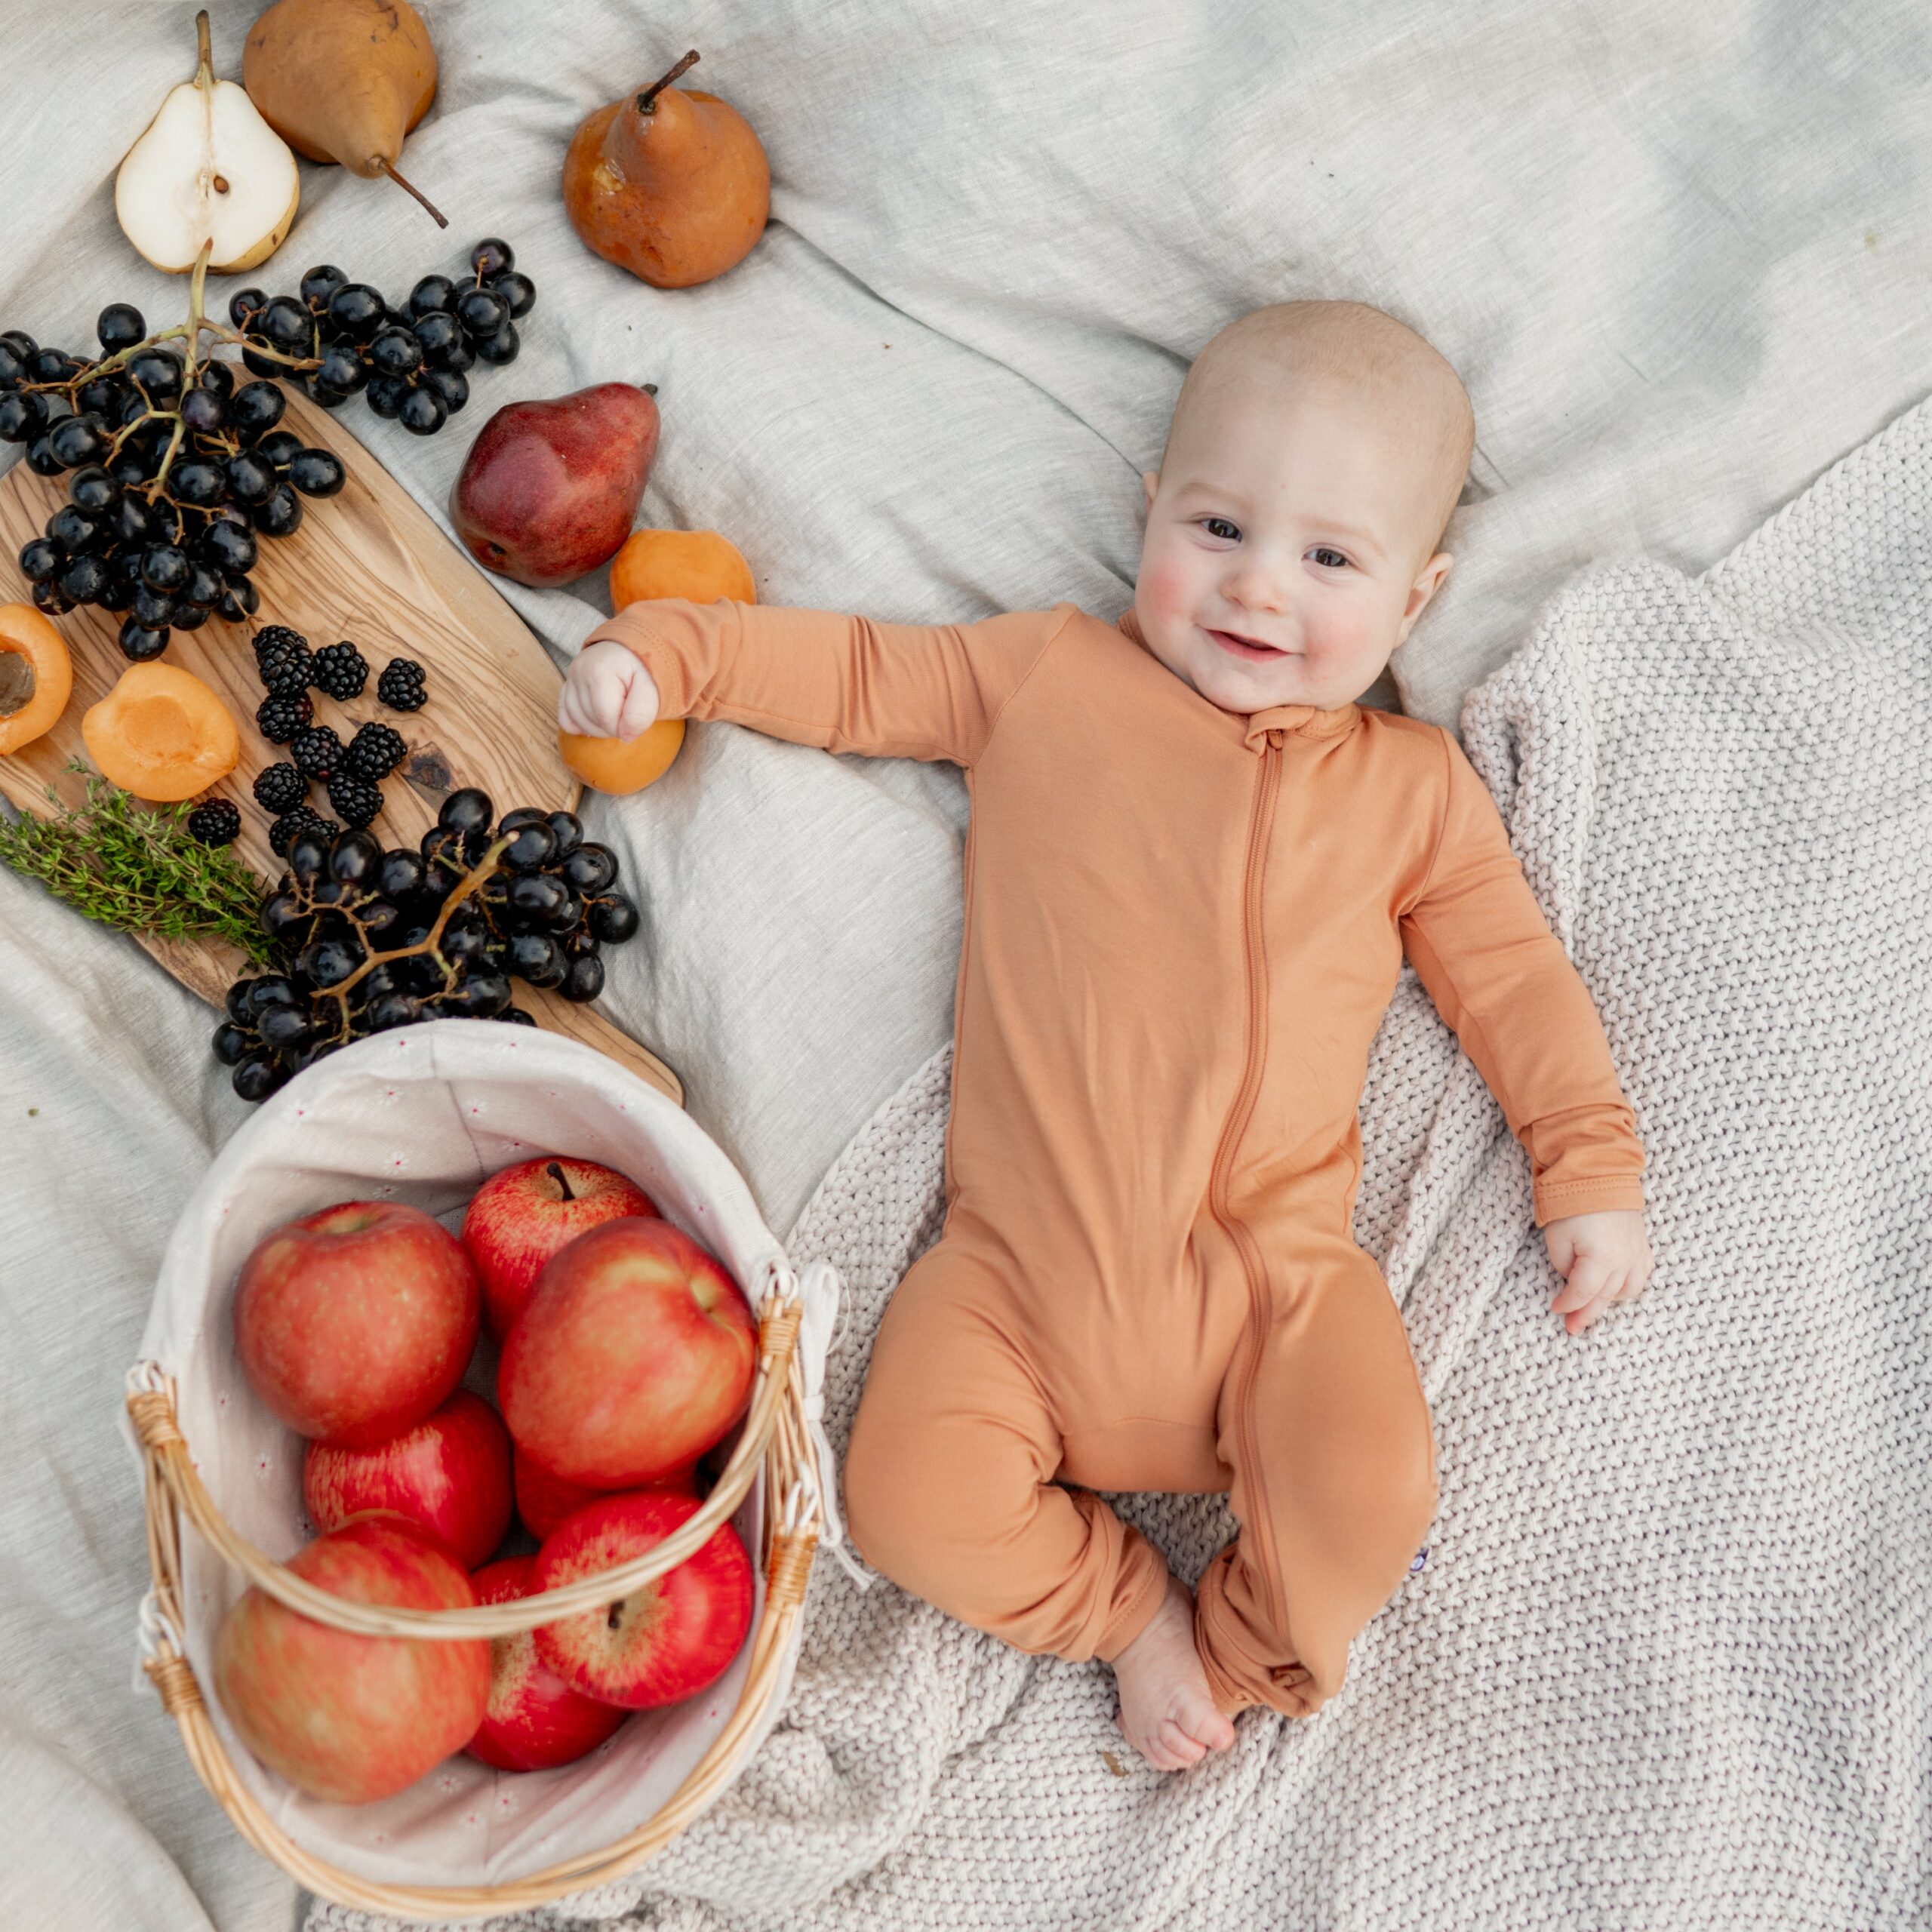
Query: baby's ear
1141 470 1159 510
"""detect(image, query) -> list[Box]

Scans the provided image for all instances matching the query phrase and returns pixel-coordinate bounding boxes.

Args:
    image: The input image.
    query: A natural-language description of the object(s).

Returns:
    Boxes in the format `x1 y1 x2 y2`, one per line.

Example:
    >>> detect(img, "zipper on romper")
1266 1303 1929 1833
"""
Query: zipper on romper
1209 727 1285 1629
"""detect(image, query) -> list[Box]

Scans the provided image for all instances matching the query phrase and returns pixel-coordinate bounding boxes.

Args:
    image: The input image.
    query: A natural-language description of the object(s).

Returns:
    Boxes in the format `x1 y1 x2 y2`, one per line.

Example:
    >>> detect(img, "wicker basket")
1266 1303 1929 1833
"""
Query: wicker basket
122 1020 844 1920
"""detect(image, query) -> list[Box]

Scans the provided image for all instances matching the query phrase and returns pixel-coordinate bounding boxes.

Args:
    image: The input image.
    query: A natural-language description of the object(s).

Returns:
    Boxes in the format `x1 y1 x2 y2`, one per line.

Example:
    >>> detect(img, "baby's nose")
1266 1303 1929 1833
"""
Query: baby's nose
1224 558 1292 615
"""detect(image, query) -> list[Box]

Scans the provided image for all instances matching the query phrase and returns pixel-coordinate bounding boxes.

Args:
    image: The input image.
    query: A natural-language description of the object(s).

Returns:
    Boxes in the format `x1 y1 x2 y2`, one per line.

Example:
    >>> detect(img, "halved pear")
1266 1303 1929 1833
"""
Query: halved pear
115 10 299 275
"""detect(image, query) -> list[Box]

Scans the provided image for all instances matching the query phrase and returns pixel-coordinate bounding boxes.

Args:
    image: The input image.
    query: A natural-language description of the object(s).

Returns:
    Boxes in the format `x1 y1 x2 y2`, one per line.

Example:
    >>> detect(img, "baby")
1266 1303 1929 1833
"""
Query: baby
559 301 1654 1774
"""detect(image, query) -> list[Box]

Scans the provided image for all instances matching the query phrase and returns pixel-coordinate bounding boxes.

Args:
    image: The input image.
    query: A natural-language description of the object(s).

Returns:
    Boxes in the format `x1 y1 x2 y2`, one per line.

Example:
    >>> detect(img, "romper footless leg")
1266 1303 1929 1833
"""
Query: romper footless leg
842 1238 1174 1663
1193 1241 1439 1718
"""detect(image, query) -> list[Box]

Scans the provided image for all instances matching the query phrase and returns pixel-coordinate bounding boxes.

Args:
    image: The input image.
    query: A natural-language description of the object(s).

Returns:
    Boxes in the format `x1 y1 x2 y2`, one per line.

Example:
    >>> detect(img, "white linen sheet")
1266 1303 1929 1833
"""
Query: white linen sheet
3 3 1930 1924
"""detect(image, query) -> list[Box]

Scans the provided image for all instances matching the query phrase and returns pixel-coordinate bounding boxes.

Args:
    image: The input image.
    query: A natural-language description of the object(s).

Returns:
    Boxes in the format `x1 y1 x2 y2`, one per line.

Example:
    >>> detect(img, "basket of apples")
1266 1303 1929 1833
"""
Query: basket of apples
121 1018 844 1918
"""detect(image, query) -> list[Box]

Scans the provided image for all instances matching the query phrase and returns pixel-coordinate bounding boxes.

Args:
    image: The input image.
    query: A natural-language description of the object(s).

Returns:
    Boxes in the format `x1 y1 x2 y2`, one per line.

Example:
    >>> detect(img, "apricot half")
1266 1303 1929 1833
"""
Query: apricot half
610 528 755 610
82 662 241 801
560 716 685 795
0 602 74 755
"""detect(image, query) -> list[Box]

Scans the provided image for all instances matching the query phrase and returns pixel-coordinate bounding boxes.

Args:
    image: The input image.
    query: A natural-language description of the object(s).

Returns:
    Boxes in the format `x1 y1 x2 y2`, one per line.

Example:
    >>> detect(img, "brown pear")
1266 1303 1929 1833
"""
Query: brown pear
562 51 770 289
242 0 446 226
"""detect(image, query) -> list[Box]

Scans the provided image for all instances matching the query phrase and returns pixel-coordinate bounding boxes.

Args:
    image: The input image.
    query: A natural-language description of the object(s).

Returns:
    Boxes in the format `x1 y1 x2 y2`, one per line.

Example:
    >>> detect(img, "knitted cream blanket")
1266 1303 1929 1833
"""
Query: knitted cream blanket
317 392 1932 1931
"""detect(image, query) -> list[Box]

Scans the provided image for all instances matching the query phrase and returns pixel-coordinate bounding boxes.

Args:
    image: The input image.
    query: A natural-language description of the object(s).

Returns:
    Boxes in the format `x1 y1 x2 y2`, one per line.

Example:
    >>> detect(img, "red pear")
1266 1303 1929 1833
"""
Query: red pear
451 384 660 588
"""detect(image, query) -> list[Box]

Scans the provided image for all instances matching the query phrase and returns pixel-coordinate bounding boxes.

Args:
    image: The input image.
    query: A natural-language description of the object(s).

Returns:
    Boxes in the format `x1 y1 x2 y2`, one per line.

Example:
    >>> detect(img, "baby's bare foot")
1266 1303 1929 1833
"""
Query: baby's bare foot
1112 1573 1237 1771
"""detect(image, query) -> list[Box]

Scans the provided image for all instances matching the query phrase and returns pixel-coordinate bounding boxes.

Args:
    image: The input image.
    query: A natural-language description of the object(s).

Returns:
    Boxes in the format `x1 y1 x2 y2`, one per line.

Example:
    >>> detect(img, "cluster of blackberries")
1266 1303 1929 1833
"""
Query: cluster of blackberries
229 239 533 438
214 788 639 1102
243 626 426 849
3 309 345 661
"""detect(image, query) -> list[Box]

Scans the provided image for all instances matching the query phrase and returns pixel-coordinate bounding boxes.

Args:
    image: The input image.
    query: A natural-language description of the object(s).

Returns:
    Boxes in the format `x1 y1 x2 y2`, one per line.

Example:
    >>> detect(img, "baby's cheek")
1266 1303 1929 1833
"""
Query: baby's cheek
1138 555 1195 623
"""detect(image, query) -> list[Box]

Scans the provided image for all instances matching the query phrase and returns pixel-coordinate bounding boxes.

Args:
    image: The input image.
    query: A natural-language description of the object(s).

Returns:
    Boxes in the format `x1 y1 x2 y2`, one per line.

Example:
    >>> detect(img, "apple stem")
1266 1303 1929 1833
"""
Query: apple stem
606 1601 623 1631
377 157 450 229
547 1160 576 1202
637 50 700 115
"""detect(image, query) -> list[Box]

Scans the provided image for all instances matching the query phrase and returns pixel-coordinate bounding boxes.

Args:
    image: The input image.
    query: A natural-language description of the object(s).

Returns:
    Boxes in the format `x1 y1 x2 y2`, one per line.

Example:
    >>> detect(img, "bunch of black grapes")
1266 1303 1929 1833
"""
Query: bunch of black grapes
214 788 640 1103
1 240 533 665
230 237 532 432
4 319 336 660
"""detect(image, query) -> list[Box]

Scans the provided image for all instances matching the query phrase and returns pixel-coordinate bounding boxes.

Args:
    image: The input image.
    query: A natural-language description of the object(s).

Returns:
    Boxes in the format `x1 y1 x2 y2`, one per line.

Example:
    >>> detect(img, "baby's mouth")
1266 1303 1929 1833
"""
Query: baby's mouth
1205 627 1290 663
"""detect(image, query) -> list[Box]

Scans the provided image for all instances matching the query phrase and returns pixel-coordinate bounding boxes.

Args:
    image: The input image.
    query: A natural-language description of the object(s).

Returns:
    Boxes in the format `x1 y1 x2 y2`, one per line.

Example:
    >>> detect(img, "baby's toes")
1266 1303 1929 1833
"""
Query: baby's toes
1171 1684 1236 1752
1156 1718 1207 1765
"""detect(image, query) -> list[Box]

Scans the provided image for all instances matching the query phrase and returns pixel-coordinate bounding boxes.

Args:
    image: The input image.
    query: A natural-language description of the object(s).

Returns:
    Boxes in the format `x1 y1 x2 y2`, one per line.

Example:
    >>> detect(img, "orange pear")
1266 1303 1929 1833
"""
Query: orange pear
242 0 446 225
562 51 770 288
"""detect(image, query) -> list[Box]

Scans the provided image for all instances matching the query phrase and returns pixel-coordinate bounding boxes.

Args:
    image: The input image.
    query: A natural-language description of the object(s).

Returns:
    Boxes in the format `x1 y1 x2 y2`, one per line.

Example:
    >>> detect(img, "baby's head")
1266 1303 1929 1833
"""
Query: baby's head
1134 300 1475 715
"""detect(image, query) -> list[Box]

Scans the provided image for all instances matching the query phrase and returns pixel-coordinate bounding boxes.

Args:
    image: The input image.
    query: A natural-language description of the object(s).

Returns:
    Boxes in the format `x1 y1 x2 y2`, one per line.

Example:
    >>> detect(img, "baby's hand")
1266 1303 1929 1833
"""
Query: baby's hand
558 639 661 741
1541 1209 1653 1335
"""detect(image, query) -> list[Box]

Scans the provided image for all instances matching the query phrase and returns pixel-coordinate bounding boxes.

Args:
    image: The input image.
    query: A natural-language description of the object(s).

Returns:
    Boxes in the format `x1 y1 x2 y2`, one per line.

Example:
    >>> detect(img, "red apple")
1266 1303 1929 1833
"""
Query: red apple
499 1219 757 1487
233 1201 480 1449
214 1515 491 1804
465 1555 629 1771
531 1491 752 1709
513 1442 700 1541
303 1390 514 1569
462 1155 660 1342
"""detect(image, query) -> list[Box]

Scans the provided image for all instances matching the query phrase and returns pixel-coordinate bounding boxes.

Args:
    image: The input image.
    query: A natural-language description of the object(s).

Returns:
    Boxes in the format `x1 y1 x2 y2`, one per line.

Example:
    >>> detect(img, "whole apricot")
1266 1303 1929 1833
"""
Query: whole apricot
560 718 685 795
610 528 755 611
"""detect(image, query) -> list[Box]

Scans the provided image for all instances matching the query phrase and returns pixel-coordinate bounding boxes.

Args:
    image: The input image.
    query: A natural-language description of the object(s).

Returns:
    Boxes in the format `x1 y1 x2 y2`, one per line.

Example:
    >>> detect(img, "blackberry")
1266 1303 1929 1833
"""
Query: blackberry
251 761 307 814
325 768 383 828
186 799 241 846
342 720 407 781
257 638 313 694
267 804 337 857
251 623 306 660
376 656 426 711
311 640 368 700
290 724 343 779
256 690 312 743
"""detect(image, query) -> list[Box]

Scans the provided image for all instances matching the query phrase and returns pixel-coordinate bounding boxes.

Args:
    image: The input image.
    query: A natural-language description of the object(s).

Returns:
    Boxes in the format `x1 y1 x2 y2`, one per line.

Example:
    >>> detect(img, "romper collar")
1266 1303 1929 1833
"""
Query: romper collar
1115 608 1362 752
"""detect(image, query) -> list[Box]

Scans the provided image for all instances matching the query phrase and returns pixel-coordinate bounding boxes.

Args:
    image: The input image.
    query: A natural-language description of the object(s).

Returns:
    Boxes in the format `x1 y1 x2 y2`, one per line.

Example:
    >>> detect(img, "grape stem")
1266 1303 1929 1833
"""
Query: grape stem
309 833 512 1041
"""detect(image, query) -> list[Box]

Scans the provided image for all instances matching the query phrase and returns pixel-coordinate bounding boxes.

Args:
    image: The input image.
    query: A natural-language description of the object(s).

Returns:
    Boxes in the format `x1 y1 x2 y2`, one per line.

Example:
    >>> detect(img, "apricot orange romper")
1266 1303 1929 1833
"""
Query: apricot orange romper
589 597 1648 1718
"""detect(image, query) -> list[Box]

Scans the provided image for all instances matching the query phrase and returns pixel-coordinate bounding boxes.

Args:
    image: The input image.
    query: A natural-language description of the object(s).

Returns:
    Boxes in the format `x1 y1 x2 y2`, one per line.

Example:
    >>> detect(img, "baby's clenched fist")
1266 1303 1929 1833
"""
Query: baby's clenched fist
1542 1208 1653 1335
558 639 661 740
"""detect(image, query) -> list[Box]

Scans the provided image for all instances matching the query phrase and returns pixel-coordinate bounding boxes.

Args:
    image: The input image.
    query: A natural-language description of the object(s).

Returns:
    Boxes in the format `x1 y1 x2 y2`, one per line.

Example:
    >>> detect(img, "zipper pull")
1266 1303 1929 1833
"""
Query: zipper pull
1266 728 1285 751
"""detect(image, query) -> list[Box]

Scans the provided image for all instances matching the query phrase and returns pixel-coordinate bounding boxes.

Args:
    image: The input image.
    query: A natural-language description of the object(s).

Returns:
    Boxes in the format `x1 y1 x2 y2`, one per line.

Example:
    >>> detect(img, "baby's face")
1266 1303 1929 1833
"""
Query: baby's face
1133 368 1454 715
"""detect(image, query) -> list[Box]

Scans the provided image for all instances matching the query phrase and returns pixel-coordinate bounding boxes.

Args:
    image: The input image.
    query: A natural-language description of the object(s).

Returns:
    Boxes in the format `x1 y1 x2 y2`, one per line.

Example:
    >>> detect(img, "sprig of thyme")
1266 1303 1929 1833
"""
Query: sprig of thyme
0 762 271 966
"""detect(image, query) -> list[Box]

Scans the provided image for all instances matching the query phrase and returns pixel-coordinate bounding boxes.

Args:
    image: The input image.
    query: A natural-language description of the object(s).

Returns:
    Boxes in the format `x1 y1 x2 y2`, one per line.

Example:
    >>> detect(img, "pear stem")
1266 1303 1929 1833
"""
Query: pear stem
376 157 449 229
194 8 212 81
637 50 700 115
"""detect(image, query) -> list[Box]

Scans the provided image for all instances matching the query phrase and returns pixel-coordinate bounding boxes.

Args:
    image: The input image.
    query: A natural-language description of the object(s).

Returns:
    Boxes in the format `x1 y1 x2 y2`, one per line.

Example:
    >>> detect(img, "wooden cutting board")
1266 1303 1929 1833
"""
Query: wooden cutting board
0 388 681 1106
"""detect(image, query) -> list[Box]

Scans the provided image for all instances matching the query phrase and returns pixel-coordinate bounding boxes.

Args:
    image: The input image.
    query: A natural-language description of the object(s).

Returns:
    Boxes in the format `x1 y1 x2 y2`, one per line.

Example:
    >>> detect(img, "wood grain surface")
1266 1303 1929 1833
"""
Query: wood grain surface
0 386 681 1105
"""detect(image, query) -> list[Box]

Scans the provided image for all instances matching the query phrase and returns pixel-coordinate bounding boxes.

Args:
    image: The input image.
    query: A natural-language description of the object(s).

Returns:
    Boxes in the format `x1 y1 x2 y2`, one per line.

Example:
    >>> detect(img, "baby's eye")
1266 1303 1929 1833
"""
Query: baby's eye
1309 547 1350 570
1199 517 1241 542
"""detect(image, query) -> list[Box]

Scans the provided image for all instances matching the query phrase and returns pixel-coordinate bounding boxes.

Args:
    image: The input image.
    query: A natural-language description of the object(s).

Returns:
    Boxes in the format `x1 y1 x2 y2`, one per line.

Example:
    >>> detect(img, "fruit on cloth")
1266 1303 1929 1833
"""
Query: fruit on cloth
0 603 72 754
81 662 239 802
466 1555 629 1771
214 1514 490 1803
562 51 769 290
232 1199 480 1447
242 0 446 227
499 1217 757 1487
609 528 755 610
303 1389 512 1568
462 1155 662 1341
532 1489 753 1709
513 1443 699 1542
116 11 299 275
559 717 685 796
451 384 660 588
